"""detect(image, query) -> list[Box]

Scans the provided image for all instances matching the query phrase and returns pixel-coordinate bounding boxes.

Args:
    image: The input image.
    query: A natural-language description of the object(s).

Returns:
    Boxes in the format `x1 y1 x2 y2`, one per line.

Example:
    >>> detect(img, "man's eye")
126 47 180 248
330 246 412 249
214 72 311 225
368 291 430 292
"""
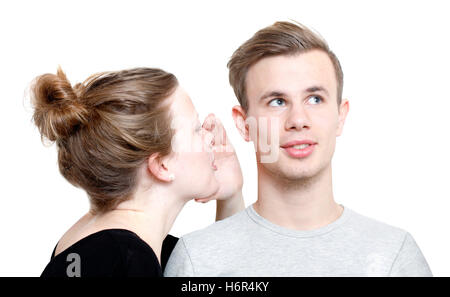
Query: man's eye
307 95 323 104
268 98 286 107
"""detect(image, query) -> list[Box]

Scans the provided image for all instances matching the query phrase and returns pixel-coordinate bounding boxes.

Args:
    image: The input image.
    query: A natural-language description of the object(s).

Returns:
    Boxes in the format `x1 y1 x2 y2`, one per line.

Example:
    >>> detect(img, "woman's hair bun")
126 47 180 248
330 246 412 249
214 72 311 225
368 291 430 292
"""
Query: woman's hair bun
31 67 89 141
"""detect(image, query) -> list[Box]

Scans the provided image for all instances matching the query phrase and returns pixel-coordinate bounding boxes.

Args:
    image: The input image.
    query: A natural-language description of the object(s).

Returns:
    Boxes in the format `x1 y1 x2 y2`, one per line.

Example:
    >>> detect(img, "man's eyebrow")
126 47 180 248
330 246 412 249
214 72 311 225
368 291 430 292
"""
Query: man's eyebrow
259 91 288 101
259 86 329 101
305 85 329 95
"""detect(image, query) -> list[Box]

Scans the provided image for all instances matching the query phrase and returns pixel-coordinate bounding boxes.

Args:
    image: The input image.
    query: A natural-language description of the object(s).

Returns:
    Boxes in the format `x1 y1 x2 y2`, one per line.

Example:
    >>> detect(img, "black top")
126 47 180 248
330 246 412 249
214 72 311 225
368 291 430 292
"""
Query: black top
41 229 179 277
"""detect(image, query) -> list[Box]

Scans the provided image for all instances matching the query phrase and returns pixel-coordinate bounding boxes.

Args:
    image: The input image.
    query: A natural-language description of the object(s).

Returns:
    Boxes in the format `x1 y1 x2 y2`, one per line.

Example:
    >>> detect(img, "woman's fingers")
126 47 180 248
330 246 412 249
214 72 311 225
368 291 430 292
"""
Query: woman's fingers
201 113 235 155
194 198 212 203
203 113 228 147
202 113 216 131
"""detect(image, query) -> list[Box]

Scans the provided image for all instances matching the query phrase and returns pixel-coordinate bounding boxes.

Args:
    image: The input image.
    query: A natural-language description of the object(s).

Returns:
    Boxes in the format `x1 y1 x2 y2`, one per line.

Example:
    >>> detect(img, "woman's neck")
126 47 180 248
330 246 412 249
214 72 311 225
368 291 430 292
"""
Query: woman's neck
92 186 186 264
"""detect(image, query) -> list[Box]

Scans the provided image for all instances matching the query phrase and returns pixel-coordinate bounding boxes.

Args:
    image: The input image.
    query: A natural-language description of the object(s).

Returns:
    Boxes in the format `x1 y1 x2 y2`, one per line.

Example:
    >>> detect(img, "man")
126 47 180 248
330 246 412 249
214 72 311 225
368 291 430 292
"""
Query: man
164 21 432 276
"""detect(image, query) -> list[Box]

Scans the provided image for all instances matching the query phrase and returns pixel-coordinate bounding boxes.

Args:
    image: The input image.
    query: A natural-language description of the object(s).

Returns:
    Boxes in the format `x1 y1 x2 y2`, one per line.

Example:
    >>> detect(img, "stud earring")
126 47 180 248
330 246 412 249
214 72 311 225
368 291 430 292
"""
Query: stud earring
169 173 175 181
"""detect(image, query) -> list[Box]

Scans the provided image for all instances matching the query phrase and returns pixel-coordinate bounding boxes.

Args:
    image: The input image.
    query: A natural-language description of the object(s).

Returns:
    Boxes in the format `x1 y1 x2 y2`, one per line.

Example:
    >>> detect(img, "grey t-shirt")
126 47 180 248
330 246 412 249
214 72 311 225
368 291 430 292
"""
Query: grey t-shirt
164 204 432 277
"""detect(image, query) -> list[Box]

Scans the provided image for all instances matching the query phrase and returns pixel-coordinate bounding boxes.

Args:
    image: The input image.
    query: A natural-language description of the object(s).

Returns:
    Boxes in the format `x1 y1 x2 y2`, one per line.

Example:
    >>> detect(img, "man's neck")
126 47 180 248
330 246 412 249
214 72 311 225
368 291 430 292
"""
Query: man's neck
254 163 343 231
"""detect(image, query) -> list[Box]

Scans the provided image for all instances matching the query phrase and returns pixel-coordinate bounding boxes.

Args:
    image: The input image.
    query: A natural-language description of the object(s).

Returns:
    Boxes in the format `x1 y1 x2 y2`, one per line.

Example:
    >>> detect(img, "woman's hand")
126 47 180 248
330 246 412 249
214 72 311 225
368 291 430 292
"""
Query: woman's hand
194 113 245 220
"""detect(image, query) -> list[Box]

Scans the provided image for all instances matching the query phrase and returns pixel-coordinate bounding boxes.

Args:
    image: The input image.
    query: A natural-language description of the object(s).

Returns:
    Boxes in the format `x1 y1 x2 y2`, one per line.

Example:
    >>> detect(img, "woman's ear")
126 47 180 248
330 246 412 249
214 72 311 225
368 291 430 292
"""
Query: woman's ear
232 105 250 142
147 153 175 182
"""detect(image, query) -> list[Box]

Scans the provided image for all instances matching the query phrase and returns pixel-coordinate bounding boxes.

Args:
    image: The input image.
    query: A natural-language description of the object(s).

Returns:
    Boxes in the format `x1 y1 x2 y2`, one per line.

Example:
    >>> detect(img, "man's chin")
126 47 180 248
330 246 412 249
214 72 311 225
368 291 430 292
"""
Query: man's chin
280 171 316 182
261 164 316 181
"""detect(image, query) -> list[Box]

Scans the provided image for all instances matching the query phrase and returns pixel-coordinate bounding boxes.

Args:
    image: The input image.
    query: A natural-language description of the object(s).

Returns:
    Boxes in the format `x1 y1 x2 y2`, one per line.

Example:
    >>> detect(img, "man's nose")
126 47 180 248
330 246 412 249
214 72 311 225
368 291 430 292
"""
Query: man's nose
285 104 311 131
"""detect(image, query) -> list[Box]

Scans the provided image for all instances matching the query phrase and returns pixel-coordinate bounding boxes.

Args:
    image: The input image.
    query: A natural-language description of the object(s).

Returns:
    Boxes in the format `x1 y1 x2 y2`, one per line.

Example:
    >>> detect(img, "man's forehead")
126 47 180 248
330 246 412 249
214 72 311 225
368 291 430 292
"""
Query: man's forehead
246 51 336 97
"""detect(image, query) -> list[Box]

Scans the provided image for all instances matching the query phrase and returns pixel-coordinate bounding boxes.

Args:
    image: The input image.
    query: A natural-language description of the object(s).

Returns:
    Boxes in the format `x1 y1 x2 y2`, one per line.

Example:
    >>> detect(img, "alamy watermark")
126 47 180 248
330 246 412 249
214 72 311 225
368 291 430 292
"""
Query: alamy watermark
66 253 81 277
170 115 281 163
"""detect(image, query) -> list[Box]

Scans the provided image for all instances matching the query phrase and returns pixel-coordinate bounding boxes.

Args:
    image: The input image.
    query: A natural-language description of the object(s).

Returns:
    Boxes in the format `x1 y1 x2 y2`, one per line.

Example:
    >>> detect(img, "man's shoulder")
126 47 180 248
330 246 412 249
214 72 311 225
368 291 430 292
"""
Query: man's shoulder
164 208 254 276
180 207 250 247
344 207 431 276
345 206 408 243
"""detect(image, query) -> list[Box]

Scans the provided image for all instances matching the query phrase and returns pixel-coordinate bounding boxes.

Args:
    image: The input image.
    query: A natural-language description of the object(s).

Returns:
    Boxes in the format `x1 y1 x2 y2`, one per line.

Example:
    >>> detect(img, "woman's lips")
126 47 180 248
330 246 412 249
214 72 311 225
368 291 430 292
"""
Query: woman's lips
282 143 316 158
211 155 217 170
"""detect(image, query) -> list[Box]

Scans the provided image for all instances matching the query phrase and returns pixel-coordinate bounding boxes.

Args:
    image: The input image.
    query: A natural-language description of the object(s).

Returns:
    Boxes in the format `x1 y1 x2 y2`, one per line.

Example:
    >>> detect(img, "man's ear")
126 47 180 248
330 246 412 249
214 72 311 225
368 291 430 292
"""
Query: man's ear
232 105 250 142
336 98 349 137
147 153 173 183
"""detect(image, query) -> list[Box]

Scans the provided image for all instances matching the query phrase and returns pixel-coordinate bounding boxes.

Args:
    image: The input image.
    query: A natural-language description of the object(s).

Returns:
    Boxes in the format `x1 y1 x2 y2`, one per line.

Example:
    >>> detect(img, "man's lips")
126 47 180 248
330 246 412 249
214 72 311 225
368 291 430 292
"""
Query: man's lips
280 139 317 148
280 139 317 158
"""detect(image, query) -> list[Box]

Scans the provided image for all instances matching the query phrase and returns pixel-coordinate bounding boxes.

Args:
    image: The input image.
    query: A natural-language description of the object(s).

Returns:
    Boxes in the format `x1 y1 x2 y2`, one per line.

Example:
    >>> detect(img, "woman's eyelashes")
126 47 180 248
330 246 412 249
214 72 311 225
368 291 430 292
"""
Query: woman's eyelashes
267 95 323 107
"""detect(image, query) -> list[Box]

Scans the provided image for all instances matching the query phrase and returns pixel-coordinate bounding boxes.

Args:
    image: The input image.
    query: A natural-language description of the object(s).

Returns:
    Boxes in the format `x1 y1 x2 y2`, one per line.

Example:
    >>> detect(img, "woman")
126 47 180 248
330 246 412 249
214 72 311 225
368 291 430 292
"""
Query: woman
31 67 244 277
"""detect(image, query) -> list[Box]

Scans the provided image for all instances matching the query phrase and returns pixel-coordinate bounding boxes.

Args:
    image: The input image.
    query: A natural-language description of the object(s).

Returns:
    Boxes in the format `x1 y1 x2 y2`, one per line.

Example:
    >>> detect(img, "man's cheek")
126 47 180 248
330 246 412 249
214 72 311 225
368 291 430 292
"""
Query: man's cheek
253 117 281 163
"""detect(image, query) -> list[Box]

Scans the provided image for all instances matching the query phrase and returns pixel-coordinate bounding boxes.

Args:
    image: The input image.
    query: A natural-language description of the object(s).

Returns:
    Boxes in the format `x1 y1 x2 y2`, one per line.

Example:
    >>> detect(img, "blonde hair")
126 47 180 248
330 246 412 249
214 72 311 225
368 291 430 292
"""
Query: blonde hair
30 67 178 214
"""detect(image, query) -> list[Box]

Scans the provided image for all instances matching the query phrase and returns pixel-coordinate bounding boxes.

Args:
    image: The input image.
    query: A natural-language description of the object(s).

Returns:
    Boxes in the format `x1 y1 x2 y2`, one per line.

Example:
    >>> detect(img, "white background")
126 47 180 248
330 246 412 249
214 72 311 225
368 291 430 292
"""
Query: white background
1 0 449 276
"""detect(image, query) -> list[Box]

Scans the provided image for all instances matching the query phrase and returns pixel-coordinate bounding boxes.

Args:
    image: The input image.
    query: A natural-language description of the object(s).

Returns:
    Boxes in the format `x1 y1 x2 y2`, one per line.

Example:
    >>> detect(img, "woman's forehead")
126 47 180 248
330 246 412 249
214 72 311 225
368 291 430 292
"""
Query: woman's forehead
169 87 198 125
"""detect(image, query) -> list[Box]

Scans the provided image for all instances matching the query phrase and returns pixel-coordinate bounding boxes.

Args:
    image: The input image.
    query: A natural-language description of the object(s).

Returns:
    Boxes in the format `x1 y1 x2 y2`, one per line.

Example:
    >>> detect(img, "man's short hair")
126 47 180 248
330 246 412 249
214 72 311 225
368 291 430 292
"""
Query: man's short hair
227 21 344 112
